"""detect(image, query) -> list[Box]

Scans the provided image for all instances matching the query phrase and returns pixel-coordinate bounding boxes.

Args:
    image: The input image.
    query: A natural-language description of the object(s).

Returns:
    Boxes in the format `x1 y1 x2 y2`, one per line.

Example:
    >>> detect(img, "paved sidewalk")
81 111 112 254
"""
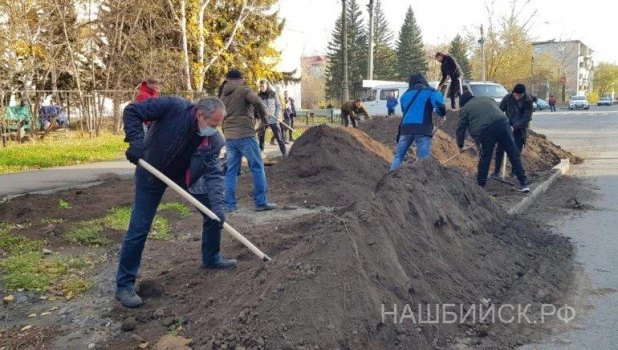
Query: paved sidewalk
0 142 287 200
0 160 135 200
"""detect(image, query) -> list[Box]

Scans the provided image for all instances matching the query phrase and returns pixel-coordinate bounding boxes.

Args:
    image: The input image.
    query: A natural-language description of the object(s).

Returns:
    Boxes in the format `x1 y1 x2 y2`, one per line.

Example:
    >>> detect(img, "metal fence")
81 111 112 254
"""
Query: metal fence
0 89 346 146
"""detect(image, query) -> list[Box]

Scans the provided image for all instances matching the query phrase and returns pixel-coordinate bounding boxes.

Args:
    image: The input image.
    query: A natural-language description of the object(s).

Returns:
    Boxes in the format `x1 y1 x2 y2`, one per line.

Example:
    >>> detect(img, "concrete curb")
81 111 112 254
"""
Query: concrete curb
507 159 570 215
0 180 113 204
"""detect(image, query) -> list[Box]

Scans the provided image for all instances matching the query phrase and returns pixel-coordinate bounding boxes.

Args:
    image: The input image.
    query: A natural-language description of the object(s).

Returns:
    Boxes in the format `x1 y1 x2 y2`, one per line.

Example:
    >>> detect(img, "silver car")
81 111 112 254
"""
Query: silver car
569 95 589 110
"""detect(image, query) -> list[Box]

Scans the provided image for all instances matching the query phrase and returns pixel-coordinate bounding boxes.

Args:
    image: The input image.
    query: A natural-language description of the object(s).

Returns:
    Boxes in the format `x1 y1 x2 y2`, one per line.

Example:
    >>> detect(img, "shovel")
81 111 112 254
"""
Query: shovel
138 159 272 262
441 145 473 165
279 120 302 138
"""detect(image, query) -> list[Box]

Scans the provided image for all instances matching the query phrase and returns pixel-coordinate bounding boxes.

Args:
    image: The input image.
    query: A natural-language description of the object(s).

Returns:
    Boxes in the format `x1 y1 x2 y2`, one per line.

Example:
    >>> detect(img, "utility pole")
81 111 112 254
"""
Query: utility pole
342 0 350 103
478 25 486 81
531 55 534 94
367 0 375 80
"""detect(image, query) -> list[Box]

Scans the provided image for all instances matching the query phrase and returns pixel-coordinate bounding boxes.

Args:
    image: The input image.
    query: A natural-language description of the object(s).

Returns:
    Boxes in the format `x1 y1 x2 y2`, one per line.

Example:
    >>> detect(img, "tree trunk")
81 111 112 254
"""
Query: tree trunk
179 0 192 91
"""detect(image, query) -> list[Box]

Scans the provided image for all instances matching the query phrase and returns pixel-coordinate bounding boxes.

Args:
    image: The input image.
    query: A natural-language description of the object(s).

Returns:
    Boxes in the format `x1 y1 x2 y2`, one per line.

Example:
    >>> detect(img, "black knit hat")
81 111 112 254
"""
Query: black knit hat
226 69 243 79
513 83 526 94
460 91 474 107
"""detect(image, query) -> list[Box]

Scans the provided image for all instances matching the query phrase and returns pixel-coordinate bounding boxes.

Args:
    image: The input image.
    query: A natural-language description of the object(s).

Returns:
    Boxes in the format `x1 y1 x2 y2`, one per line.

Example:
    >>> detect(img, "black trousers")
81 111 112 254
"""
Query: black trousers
478 120 527 187
258 123 286 156
448 77 462 108
494 127 527 175
341 111 358 128
284 117 294 140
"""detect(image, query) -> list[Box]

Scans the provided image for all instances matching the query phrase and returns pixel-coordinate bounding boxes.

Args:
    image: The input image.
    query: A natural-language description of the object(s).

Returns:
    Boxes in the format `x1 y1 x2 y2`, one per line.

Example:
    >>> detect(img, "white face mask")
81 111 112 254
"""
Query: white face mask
198 126 218 137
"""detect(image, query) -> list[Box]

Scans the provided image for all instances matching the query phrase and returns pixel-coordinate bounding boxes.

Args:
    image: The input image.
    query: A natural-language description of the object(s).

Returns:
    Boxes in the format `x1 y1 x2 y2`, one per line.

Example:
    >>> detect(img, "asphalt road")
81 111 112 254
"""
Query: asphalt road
521 104 618 349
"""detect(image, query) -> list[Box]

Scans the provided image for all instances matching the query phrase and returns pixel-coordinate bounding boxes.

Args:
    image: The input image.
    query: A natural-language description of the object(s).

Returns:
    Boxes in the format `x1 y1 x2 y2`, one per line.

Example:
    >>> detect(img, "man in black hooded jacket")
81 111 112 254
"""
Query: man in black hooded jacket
492 83 535 179
435 52 464 109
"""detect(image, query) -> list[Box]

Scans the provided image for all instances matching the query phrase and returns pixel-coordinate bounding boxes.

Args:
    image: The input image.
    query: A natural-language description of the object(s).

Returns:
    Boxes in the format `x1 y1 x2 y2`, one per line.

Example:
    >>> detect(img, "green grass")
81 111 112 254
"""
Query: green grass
0 131 126 174
58 199 72 210
0 225 43 255
66 204 183 245
0 224 96 293
102 207 133 231
65 222 112 246
158 202 191 217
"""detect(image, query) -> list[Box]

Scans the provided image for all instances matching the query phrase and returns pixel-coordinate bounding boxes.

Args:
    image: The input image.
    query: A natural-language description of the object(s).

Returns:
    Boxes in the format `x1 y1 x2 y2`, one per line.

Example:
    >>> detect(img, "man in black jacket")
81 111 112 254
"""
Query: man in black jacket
435 52 464 109
492 83 535 179
456 92 530 192
117 96 236 308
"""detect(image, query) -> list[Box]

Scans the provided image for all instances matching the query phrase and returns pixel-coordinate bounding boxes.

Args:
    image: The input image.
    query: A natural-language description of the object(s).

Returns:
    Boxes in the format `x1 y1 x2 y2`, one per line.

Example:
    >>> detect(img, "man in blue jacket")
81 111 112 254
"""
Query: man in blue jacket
386 91 398 117
116 96 236 308
390 73 446 171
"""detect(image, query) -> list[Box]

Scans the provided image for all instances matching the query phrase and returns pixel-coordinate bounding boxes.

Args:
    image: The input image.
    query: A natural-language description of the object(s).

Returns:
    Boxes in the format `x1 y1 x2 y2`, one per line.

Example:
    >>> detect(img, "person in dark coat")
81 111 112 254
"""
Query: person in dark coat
116 96 236 308
257 79 286 156
456 92 530 192
435 52 464 109
492 83 535 179
282 90 297 141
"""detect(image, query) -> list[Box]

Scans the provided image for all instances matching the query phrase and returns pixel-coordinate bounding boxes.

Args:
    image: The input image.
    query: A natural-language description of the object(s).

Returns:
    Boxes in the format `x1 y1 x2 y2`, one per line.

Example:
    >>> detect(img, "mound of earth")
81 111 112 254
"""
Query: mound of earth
103 132 574 350
359 114 582 175
243 125 394 207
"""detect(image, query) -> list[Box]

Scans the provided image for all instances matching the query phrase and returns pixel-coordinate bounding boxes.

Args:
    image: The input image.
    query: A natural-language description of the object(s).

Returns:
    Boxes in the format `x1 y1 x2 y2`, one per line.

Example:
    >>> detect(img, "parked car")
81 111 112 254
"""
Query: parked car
597 96 612 106
439 81 508 105
361 81 439 117
534 98 549 110
568 95 589 110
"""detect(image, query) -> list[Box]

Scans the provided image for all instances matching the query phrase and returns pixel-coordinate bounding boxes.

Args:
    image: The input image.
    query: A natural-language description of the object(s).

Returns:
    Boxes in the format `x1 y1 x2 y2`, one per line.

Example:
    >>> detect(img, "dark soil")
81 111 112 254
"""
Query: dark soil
359 114 583 176
0 125 576 350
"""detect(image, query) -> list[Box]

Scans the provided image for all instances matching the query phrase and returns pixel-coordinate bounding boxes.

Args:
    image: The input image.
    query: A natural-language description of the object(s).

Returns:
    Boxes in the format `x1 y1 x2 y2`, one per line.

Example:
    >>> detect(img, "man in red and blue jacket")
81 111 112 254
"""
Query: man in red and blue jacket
116 96 235 308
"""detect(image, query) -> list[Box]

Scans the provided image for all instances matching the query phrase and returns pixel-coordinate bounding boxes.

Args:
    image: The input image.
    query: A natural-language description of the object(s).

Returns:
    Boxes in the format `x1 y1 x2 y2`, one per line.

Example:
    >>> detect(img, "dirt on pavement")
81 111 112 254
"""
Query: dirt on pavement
0 125 576 350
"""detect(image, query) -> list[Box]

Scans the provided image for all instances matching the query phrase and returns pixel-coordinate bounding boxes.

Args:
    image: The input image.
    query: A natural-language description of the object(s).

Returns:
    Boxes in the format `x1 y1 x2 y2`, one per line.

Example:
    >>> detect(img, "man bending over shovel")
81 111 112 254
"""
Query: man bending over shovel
456 92 530 193
116 96 237 308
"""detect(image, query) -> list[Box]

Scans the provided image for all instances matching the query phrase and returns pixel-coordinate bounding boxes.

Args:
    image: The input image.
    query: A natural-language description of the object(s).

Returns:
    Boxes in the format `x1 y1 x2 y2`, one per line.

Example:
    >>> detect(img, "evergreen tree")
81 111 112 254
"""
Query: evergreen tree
325 14 344 102
395 6 427 80
370 0 397 80
448 35 472 79
325 0 367 102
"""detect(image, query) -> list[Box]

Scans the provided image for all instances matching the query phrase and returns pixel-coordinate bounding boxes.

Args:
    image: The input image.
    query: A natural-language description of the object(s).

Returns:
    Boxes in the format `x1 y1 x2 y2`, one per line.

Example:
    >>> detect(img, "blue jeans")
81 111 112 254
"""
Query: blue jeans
390 134 431 171
115 168 222 291
225 137 268 209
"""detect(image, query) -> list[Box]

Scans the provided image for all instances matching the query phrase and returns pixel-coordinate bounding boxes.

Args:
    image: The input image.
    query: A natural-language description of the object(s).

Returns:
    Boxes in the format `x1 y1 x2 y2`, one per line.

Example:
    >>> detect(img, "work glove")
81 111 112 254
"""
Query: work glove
125 141 144 165
213 210 225 229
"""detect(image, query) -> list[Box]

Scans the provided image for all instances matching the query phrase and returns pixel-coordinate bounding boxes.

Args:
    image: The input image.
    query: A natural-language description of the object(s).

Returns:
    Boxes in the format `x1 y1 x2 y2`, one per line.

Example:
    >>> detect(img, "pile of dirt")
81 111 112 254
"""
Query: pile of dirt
359 114 582 176
358 115 479 174
239 125 394 207
104 133 573 350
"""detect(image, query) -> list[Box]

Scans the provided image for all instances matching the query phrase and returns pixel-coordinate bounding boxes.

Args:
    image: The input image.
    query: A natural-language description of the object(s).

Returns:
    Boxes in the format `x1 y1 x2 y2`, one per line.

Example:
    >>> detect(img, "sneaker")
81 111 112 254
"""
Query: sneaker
115 289 144 308
254 202 277 211
490 172 502 180
520 185 531 193
204 258 237 270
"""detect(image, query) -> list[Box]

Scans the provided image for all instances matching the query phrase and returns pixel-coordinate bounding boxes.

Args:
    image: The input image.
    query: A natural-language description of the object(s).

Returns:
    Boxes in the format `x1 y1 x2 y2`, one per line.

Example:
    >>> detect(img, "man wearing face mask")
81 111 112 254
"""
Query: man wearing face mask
117 96 234 308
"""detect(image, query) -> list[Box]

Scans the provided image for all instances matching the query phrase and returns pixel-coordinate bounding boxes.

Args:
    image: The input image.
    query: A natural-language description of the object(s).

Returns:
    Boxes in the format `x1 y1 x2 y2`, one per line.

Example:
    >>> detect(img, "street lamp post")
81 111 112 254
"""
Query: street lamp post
478 25 486 81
